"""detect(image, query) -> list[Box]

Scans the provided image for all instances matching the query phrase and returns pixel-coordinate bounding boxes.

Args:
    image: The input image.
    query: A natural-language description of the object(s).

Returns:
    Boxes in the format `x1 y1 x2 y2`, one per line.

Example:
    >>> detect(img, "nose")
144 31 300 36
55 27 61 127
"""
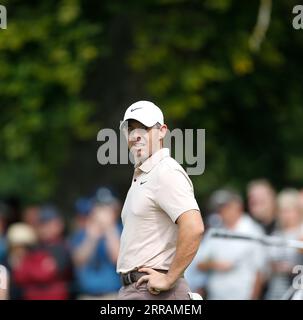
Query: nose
129 128 142 142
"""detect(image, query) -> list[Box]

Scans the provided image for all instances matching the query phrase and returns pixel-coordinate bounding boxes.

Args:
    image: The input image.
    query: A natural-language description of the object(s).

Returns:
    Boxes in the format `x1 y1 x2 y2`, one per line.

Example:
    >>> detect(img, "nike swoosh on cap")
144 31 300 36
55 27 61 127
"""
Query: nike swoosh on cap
140 181 147 185
130 107 143 112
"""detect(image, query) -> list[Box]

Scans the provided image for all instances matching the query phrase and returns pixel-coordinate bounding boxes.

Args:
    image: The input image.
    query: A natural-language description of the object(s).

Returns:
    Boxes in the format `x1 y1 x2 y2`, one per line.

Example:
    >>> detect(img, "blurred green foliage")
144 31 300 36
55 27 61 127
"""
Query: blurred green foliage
0 0 302 203
0 0 100 201
125 0 303 196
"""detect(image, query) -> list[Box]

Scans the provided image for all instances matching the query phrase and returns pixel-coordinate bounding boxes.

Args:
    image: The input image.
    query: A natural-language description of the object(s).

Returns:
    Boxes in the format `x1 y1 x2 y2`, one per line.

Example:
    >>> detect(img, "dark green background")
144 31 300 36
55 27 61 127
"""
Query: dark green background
0 0 302 214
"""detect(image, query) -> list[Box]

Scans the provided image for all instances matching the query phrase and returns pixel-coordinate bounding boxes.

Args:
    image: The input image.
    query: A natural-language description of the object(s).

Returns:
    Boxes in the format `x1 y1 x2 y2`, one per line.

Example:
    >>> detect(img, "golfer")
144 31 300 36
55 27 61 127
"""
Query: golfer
117 100 204 300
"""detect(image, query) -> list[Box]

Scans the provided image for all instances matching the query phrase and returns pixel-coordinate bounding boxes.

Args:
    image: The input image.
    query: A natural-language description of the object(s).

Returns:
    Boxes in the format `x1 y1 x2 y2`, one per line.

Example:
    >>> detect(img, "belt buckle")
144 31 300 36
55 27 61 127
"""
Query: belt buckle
126 272 132 285
121 272 132 286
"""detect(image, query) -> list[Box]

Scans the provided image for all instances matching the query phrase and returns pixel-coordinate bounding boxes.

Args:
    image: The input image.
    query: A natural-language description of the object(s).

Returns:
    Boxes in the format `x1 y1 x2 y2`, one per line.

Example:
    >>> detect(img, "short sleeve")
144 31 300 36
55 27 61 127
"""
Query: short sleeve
156 166 200 222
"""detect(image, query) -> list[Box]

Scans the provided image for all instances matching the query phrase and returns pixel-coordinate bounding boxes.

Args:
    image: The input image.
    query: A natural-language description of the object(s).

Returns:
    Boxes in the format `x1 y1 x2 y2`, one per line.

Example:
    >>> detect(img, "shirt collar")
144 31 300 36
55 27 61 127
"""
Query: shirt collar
137 148 170 173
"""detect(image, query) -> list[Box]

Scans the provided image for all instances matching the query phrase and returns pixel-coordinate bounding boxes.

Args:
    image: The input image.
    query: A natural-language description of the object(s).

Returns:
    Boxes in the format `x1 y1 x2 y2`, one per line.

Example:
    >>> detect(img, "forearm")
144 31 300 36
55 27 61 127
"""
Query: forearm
167 231 202 284
197 260 215 272
167 214 204 285
73 236 99 266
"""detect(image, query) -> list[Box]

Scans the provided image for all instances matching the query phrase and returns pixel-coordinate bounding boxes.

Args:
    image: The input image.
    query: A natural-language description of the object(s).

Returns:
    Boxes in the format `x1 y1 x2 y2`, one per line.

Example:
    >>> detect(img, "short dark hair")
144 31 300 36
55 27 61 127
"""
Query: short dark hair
152 122 161 129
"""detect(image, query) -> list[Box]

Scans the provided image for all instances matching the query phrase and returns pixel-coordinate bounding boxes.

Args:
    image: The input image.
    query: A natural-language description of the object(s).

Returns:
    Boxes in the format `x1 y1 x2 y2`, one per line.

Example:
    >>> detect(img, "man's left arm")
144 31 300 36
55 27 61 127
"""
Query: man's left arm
166 210 204 284
137 209 204 292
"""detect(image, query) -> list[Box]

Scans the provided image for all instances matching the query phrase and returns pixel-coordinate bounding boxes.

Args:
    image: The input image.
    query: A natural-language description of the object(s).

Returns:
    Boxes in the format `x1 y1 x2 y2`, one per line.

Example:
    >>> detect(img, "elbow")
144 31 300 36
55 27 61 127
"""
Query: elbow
198 225 205 240
178 210 205 239
193 211 205 238
193 220 204 240
198 217 205 236
200 220 205 236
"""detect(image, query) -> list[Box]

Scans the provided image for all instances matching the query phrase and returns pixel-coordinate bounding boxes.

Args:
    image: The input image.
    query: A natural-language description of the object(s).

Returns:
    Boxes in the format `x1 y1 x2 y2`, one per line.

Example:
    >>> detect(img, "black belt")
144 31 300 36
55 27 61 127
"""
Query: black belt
120 269 168 286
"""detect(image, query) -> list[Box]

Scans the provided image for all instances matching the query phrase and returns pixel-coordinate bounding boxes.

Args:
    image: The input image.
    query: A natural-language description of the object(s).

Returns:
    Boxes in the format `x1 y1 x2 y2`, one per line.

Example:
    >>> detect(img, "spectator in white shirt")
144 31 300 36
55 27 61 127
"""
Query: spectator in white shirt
197 190 266 300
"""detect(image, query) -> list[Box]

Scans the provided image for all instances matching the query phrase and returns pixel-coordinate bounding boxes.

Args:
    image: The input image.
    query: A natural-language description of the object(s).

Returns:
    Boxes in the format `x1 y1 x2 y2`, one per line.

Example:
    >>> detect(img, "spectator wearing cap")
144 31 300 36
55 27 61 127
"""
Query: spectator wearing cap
6 223 38 299
197 190 266 300
8 206 72 300
95 187 123 232
117 101 204 300
72 197 93 232
70 188 121 299
35 205 72 299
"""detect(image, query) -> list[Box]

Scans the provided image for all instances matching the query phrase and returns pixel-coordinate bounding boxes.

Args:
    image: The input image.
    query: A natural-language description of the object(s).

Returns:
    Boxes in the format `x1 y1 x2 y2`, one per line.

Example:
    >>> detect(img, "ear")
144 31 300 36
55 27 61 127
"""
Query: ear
159 124 168 140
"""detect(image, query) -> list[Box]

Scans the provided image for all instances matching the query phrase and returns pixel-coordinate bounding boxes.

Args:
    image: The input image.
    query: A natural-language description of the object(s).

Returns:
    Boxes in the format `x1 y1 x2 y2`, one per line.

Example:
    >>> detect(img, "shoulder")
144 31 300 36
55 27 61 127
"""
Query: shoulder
240 214 264 236
161 156 184 171
156 157 192 185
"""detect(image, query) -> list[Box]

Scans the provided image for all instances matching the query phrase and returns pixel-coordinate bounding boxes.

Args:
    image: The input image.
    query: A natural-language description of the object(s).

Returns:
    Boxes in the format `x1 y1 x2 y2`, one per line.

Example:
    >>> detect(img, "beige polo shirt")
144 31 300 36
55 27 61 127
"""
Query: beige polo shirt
117 148 200 273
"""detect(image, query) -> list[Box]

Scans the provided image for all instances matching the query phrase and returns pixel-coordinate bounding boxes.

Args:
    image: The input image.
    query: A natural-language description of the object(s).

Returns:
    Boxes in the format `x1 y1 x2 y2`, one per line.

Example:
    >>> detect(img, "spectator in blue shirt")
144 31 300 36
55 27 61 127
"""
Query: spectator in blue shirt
70 188 121 299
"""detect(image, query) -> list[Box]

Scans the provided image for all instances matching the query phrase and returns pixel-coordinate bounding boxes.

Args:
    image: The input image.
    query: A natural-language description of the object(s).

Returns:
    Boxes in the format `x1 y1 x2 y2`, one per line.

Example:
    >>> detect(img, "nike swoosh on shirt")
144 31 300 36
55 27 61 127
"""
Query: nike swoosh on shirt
140 181 147 185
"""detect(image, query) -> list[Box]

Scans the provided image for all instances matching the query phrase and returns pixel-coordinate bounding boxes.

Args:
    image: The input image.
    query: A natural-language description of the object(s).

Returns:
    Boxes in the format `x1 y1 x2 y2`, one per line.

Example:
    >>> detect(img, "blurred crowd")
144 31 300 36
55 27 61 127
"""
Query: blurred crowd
186 180 303 300
0 187 122 300
1 180 303 300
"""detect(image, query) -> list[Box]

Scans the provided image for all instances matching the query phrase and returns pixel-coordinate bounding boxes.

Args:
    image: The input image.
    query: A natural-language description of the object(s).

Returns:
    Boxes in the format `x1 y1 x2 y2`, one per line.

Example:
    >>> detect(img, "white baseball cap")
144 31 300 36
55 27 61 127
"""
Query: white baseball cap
7 223 38 246
119 100 164 130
